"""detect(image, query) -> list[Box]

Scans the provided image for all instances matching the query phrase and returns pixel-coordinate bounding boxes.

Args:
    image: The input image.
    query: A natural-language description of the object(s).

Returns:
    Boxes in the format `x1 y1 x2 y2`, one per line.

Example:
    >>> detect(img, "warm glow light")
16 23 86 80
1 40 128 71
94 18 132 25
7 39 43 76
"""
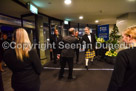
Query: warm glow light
79 16 83 20
95 20 99 23
64 0 71 5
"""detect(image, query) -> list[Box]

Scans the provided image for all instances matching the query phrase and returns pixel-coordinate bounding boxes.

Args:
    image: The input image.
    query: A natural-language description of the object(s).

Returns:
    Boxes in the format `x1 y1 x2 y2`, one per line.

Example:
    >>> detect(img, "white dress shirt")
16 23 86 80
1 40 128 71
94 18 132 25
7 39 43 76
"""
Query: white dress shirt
87 34 91 42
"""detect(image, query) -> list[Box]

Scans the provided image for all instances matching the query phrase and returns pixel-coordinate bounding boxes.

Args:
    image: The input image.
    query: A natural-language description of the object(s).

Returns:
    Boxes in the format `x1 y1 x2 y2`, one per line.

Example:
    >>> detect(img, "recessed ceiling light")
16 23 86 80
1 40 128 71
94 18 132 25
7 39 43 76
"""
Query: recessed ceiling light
79 16 83 20
95 20 99 23
64 0 71 5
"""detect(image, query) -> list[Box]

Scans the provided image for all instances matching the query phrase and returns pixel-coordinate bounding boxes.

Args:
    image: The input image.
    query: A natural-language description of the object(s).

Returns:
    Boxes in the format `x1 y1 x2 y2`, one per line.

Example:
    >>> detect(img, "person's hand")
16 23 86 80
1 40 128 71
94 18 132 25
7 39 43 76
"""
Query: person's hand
81 48 83 51
50 49 53 52
57 54 60 60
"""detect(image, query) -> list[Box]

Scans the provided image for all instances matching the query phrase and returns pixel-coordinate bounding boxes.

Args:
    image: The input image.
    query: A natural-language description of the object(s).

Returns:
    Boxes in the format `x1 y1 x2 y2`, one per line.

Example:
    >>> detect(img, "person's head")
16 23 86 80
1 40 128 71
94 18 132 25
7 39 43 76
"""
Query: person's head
84 27 90 35
69 28 75 35
75 30 79 37
3 34 8 40
122 26 136 45
54 29 59 36
15 28 31 61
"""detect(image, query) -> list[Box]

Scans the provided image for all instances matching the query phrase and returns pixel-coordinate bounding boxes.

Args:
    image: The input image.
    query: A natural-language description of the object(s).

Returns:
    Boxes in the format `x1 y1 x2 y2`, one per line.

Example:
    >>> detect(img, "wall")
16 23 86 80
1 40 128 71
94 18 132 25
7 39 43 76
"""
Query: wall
109 24 114 34
116 12 136 35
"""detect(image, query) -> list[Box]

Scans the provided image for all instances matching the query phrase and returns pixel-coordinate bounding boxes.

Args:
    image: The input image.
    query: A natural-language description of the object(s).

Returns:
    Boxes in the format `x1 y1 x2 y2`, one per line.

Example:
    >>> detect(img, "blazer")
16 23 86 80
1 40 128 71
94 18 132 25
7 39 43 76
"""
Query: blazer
60 35 78 58
108 47 136 91
50 34 62 53
4 49 42 89
82 33 96 52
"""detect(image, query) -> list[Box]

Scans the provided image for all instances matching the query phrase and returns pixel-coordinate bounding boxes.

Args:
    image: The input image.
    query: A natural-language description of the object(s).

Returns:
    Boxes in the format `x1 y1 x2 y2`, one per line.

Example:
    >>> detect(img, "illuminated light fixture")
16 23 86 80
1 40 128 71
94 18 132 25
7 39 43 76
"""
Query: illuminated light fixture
64 0 71 5
79 16 83 20
64 20 69 24
95 20 99 23
128 0 135 2
29 3 38 14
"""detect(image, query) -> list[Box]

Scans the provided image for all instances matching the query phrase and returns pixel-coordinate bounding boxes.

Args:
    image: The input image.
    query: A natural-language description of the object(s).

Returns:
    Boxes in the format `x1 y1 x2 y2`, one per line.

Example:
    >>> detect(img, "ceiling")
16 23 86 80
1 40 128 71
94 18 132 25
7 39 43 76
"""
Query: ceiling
0 0 136 25
0 0 29 18
24 0 136 24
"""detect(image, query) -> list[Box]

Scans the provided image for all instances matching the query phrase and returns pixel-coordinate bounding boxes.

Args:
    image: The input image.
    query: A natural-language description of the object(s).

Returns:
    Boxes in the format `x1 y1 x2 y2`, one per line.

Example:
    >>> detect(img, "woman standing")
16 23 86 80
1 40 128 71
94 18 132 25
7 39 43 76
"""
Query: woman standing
4 28 42 91
108 26 136 91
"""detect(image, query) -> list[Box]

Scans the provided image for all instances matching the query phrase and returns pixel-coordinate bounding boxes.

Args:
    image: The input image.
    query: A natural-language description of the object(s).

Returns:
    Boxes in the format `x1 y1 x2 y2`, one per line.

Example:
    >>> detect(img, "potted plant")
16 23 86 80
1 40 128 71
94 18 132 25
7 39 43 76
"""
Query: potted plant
105 24 121 64
95 37 107 61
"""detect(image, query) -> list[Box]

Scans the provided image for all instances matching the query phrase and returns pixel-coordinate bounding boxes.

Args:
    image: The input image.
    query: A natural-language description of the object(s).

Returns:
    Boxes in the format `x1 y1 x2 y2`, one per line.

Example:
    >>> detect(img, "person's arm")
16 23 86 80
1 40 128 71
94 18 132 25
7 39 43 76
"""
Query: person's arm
59 35 63 53
93 34 96 50
30 49 42 75
81 36 85 50
50 35 53 52
107 51 128 91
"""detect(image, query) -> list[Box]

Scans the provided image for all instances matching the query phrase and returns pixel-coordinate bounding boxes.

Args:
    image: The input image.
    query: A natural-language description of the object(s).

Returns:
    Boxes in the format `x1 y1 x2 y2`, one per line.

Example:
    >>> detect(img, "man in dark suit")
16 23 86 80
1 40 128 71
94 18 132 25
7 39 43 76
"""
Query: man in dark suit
50 29 62 64
58 28 78 80
82 27 96 70
75 30 81 64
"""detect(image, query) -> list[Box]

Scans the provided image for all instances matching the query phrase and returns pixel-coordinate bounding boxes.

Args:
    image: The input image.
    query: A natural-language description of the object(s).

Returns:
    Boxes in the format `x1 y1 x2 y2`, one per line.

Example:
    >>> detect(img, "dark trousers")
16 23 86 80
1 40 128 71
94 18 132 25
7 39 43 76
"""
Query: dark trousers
0 71 4 91
50 52 53 61
76 49 79 63
53 50 57 63
59 57 74 78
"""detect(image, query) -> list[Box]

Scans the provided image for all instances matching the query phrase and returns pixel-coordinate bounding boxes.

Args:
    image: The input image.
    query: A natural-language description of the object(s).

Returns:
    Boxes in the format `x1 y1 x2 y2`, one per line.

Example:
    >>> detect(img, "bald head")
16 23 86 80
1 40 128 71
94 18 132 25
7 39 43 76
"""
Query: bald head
69 28 75 35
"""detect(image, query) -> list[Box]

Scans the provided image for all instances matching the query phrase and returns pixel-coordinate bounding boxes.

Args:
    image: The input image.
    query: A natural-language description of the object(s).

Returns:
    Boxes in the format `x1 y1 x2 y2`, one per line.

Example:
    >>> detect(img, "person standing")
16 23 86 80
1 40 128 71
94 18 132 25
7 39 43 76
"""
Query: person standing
82 27 96 70
75 30 81 64
108 26 136 91
0 32 4 91
58 28 78 80
0 32 4 71
3 28 42 91
1 34 11 68
50 29 62 64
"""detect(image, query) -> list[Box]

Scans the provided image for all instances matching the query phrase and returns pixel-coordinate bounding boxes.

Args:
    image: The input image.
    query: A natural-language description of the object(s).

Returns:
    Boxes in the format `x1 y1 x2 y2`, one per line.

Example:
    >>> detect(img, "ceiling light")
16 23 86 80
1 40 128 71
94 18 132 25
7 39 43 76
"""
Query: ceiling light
95 20 99 23
64 0 71 5
128 0 135 2
79 16 83 20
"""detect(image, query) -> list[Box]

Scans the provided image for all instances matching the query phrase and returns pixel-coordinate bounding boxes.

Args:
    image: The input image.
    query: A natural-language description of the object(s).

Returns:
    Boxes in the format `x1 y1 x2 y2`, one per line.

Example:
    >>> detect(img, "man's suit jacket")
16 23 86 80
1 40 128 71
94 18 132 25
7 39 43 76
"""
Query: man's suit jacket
50 34 62 53
60 35 78 58
82 33 96 52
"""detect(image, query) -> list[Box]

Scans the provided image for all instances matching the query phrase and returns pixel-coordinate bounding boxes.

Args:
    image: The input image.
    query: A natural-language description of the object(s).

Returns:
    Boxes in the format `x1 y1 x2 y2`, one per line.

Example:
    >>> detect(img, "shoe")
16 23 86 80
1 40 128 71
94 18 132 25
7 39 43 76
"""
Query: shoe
85 66 88 70
68 76 76 80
